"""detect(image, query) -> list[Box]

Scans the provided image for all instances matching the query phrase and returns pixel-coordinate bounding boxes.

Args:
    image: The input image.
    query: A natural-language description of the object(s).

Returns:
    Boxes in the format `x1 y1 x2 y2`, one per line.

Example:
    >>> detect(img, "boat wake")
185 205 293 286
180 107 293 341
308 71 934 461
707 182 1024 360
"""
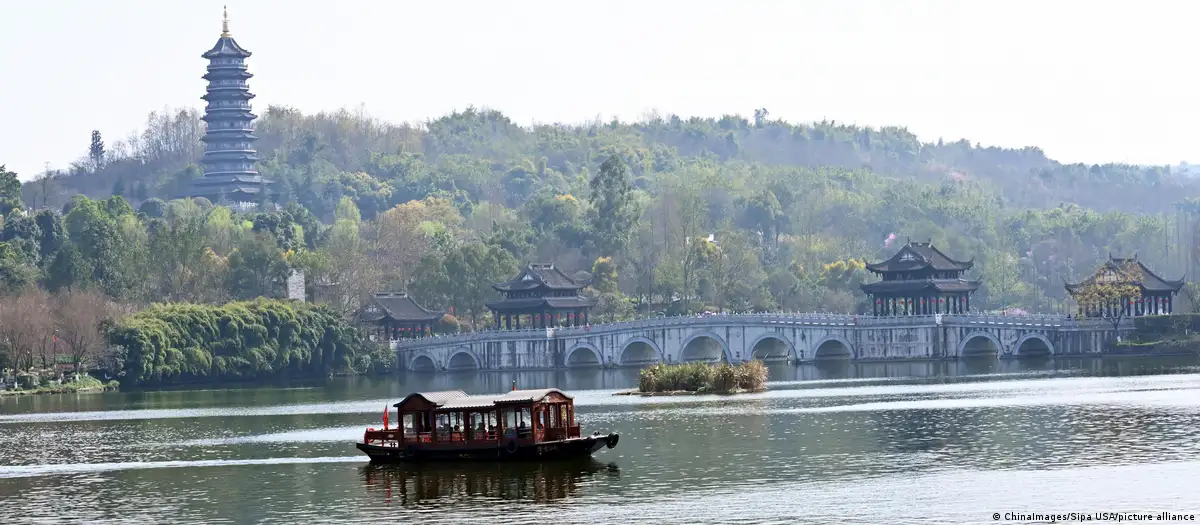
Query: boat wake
0 456 364 479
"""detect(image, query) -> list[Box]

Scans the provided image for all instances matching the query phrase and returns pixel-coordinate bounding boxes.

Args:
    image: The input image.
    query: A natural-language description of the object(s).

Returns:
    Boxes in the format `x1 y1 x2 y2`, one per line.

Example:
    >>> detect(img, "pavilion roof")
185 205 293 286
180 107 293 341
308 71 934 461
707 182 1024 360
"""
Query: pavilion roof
865 241 974 273
358 292 444 323
1064 255 1185 294
492 263 592 292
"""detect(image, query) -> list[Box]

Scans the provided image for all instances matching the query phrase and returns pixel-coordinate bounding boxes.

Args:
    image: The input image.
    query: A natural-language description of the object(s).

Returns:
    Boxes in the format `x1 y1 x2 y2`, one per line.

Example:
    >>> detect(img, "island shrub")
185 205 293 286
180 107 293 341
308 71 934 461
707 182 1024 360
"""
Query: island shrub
103 298 372 386
637 360 768 394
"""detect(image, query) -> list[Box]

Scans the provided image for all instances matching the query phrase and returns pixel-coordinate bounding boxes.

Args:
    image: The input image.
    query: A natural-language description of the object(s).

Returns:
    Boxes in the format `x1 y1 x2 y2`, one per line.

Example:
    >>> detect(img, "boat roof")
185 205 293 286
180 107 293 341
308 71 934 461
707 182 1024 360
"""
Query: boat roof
394 388 573 411
392 390 469 408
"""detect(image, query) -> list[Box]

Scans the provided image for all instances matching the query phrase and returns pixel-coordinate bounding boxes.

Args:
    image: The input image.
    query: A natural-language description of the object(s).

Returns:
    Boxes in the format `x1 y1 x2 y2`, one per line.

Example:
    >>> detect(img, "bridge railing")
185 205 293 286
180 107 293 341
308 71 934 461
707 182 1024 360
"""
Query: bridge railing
390 311 1127 351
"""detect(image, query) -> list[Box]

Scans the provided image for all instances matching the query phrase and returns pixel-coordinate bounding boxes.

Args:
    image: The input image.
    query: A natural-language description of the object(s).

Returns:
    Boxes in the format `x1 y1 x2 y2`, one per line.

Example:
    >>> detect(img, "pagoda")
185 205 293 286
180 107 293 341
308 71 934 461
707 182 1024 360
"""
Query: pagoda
184 7 273 204
861 240 982 316
486 263 597 329
1065 255 1185 317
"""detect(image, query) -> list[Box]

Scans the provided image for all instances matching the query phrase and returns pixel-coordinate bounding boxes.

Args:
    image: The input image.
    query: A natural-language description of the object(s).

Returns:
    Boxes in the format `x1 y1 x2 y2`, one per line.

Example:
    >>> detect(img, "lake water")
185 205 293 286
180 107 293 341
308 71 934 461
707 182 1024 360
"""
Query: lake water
3 357 1200 524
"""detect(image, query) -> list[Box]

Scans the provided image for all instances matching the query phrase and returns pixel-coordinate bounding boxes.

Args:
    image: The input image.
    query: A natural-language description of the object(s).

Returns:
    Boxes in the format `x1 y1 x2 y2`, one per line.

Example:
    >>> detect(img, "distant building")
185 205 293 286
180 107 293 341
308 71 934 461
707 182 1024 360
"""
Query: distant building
357 293 444 340
1065 255 1185 317
182 8 273 205
861 240 982 316
286 270 306 301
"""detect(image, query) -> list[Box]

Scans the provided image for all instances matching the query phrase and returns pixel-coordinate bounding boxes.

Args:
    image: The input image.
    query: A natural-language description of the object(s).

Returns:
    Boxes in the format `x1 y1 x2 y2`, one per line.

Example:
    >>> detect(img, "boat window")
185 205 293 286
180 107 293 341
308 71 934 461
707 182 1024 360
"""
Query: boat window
549 404 560 427
402 413 415 432
560 405 569 426
504 408 518 430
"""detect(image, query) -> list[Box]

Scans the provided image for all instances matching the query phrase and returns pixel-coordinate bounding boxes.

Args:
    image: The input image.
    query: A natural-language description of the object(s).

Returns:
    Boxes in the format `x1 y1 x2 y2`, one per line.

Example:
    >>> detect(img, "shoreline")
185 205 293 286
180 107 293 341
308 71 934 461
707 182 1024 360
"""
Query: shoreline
0 384 118 398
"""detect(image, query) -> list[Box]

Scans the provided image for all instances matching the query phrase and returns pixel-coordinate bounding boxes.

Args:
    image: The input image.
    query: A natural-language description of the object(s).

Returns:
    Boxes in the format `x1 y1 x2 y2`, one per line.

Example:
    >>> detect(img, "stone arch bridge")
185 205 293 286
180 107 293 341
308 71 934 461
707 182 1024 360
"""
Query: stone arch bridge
395 313 1126 372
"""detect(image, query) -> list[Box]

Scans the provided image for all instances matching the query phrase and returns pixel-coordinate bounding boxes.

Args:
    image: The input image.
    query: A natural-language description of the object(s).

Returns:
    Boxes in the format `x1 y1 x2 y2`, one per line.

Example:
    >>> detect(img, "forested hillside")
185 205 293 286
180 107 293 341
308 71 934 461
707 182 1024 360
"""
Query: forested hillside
7 106 1200 329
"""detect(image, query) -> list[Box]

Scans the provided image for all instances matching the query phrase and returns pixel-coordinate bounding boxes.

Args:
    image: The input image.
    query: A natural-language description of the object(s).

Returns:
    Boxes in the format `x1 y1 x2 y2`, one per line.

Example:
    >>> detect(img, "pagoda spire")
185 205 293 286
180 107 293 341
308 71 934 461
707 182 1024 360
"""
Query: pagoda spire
182 8 273 205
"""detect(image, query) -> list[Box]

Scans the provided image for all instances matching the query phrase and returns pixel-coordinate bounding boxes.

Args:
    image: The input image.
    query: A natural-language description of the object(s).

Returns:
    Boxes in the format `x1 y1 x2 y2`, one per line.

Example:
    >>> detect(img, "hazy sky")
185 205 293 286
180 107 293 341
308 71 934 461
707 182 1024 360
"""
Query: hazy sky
2 0 1197 180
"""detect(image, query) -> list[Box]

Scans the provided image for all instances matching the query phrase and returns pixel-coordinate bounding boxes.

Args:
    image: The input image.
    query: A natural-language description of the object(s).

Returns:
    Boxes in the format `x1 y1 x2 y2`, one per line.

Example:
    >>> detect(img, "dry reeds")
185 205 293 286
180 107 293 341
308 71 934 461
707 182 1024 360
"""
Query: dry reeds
637 360 768 394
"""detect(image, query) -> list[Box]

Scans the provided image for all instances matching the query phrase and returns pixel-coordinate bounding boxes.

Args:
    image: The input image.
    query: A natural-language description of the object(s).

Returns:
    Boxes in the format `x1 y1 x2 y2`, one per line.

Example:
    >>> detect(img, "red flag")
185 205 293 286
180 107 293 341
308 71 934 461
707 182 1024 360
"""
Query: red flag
383 406 389 430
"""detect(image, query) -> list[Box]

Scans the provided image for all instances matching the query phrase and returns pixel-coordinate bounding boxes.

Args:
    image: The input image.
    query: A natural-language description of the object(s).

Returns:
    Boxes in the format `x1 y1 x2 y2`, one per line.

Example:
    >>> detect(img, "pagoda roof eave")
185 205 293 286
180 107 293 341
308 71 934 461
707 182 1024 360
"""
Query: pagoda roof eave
202 36 252 59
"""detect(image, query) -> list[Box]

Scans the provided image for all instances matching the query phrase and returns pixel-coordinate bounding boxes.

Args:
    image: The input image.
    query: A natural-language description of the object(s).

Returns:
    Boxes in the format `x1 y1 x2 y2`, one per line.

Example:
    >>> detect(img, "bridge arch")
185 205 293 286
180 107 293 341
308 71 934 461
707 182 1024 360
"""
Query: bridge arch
565 343 604 368
1014 333 1054 357
409 353 437 372
446 349 481 370
748 333 795 361
679 331 731 363
812 335 854 360
958 331 1003 357
618 337 663 367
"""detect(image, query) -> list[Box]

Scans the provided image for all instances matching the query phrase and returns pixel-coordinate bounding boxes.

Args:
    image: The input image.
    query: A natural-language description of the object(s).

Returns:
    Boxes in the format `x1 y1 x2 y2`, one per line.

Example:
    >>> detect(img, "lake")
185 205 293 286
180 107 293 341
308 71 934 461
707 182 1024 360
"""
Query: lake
2 357 1200 524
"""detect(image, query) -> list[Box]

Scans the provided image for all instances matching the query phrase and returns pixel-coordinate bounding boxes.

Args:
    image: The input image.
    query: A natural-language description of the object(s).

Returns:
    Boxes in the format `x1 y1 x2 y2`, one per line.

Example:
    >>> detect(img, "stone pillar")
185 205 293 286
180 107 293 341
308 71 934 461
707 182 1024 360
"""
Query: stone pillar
583 310 589 325
872 297 878 316
515 314 521 329
1169 295 1174 314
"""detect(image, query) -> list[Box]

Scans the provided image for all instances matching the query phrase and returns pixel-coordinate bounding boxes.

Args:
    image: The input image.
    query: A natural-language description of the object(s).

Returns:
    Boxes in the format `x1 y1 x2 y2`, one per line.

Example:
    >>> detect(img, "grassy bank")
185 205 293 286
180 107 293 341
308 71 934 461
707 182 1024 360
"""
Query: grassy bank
635 361 768 394
0 375 120 397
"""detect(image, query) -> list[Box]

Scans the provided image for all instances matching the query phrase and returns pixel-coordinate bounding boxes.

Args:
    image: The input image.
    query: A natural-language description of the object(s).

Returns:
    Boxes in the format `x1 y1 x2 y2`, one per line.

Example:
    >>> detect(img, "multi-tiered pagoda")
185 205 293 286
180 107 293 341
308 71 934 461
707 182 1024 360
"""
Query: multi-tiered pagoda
185 7 272 204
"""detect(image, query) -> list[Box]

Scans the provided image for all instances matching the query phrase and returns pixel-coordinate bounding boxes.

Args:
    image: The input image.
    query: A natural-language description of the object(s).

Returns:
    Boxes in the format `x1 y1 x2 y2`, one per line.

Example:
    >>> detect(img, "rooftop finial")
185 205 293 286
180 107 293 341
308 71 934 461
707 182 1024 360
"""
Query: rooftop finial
221 5 231 37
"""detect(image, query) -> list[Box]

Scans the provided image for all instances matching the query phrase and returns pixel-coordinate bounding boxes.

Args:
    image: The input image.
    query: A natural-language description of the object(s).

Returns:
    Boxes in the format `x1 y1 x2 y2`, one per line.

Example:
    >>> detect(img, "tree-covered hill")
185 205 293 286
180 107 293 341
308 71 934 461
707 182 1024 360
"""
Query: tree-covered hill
5 106 1200 327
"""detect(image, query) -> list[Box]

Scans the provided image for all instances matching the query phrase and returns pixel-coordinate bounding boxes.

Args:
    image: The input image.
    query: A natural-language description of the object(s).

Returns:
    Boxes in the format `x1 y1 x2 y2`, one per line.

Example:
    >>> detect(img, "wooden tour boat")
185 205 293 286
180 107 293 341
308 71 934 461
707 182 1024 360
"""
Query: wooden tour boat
357 386 620 463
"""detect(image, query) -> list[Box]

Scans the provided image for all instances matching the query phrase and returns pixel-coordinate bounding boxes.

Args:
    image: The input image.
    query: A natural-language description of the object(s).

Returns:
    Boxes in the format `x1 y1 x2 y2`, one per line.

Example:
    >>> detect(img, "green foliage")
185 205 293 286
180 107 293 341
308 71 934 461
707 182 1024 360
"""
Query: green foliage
0 165 22 216
411 242 518 328
589 155 639 256
10 106 1200 319
138 198 167 218
103 298 369 386
637 361 768 394
590 256 619 294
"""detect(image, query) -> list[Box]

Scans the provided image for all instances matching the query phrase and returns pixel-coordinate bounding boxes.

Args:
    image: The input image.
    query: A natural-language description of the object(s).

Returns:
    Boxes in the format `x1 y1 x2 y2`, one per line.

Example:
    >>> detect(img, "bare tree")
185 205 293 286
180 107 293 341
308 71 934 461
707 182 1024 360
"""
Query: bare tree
55 290 122 371
0 291 52 372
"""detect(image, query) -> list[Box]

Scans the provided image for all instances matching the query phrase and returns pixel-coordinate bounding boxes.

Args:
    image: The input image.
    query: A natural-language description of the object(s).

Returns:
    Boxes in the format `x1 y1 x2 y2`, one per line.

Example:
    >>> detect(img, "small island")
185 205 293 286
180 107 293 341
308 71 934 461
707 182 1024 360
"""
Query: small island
615 361 769 396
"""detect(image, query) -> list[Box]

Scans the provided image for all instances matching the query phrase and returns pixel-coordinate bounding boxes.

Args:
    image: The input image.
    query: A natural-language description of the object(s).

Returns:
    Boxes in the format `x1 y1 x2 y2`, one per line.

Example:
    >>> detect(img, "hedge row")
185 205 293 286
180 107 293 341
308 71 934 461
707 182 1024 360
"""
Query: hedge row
104 299 372 386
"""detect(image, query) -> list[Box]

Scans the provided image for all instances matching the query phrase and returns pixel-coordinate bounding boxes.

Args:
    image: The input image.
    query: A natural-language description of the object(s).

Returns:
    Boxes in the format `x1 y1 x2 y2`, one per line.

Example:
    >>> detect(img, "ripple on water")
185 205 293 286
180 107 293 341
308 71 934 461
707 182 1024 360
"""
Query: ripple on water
1 370 1199 523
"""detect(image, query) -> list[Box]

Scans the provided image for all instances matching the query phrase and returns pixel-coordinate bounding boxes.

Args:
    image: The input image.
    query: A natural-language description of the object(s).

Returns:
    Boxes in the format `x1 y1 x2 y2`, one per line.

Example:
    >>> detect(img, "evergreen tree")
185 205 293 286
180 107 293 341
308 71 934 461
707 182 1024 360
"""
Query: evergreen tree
88 130 106 173
0 165 21 216
588 154 638 257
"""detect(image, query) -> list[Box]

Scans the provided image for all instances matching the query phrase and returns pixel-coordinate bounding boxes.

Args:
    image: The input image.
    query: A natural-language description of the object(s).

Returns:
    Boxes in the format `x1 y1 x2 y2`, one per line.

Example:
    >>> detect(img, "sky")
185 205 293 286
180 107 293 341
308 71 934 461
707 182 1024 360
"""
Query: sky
1 0 1198 180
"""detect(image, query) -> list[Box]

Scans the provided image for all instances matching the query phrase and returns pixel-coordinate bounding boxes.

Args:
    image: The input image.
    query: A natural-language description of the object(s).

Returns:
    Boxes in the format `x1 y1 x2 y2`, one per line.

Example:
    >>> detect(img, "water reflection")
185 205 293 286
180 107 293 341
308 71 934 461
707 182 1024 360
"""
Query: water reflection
361 459 618 505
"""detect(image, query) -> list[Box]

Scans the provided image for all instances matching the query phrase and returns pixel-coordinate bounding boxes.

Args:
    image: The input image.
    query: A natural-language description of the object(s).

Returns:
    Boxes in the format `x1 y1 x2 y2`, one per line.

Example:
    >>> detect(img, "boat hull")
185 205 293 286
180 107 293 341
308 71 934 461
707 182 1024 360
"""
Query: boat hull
357 433 620 463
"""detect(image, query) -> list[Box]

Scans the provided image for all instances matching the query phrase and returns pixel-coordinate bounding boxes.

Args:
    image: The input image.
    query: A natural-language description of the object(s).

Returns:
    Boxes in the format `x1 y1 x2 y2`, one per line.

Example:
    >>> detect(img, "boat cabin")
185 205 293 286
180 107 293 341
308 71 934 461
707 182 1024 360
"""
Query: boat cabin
364 389 582 448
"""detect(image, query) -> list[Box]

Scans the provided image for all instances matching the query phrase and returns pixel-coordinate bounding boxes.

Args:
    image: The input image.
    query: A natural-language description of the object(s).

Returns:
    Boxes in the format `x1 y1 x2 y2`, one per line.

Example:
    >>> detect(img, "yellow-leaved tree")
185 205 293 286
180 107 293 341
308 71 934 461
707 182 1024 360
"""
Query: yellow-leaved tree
1071 260 1142 337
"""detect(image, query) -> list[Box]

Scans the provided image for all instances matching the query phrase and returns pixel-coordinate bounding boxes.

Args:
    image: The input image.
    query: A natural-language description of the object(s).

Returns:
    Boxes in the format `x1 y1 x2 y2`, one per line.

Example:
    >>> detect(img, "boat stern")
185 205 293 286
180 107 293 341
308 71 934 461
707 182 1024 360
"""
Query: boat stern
586 431 620 453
